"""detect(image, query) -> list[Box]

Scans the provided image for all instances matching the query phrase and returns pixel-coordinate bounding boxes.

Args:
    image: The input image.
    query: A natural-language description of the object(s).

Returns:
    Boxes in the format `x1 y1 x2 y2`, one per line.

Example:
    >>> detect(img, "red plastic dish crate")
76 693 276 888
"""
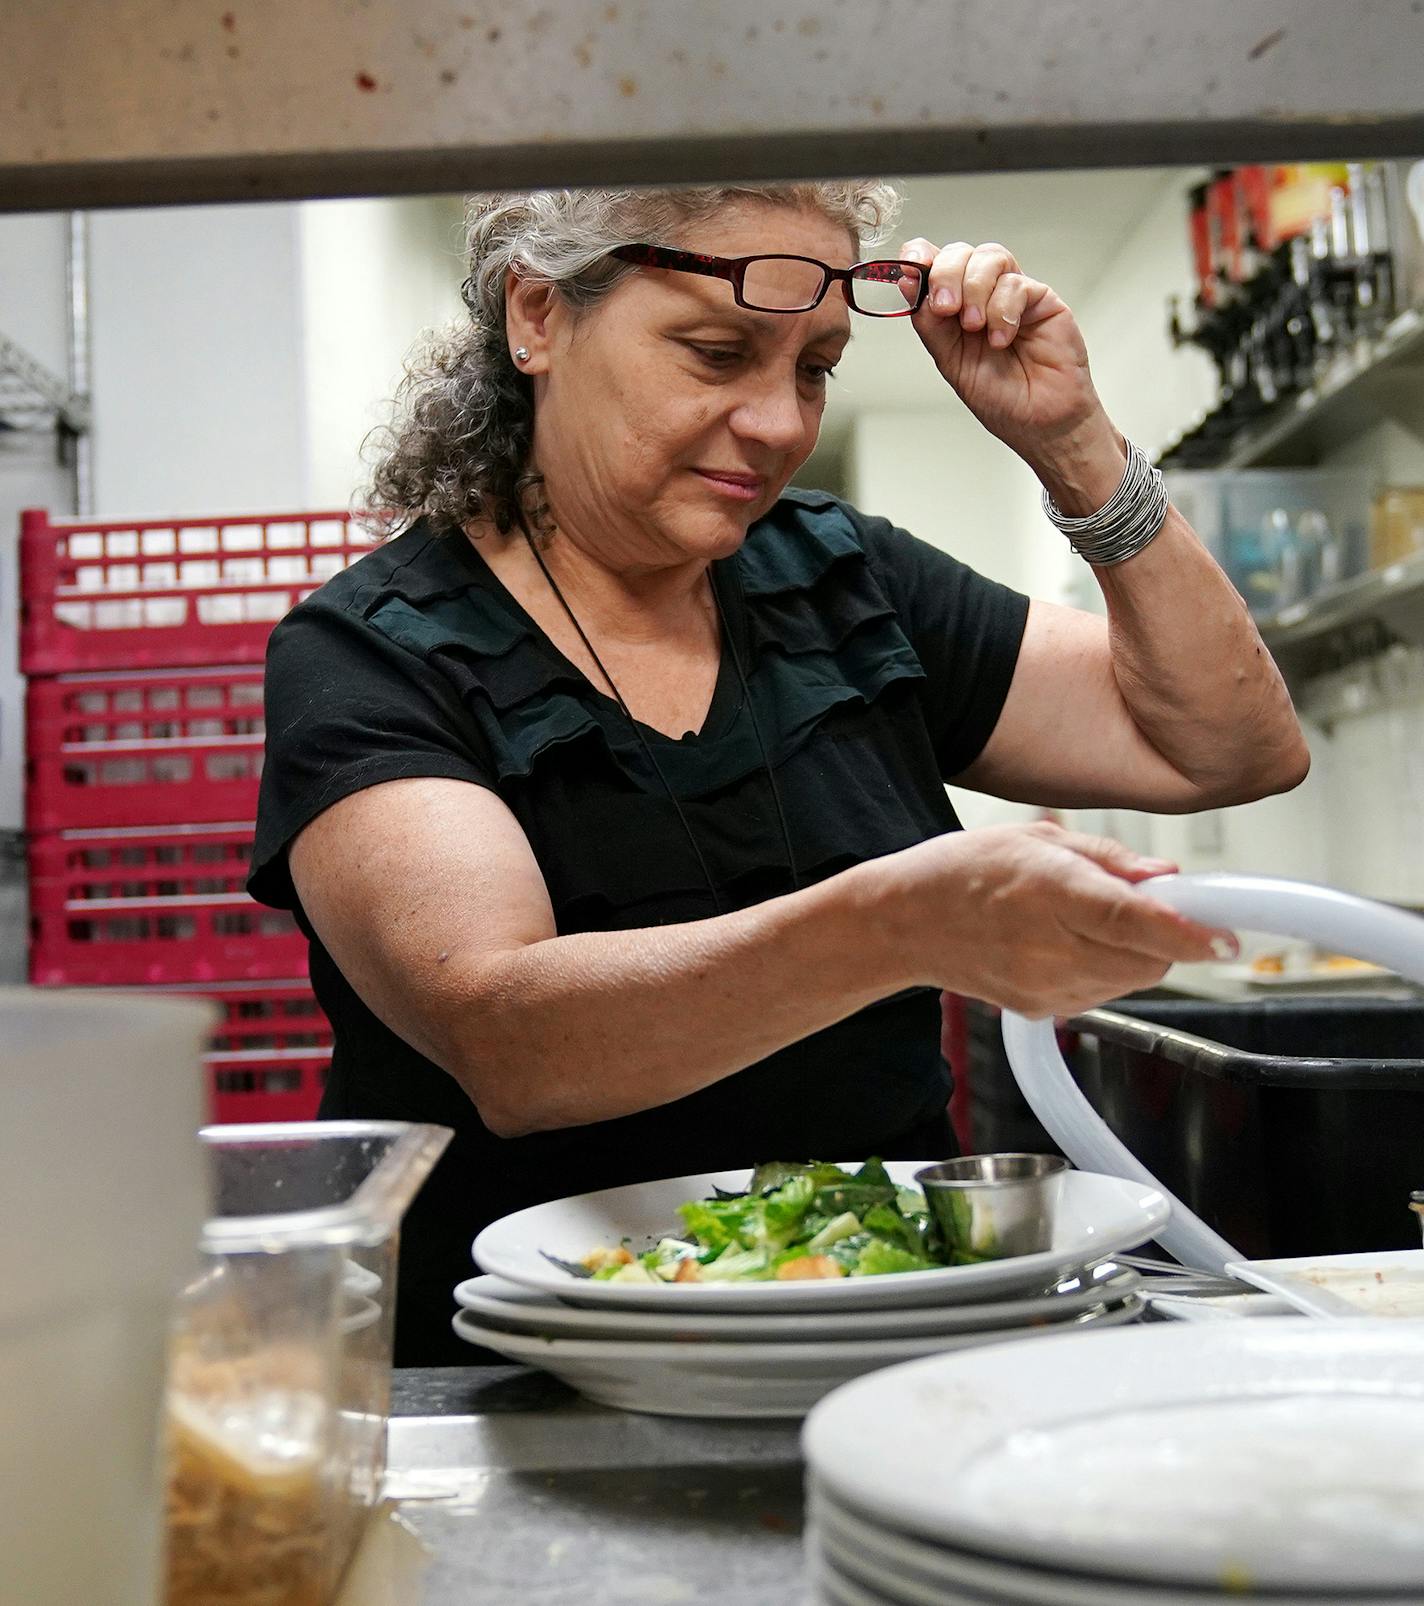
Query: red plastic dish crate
26 665 265 830
98 979 331 1124
27 823 306 986
201 980 332 1123
19 507 378 674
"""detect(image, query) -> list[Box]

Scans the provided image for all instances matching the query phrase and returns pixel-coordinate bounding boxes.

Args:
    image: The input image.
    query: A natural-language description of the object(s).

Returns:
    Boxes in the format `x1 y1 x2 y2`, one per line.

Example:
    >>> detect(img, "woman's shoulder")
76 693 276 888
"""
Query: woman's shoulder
289 517 475 623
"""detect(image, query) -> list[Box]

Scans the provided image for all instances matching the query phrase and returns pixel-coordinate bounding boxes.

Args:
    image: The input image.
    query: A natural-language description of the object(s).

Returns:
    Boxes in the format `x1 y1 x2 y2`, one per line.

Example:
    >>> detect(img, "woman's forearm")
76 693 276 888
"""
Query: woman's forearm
1031 422 1310 803
443 860 913 1137
295 782 1228 1139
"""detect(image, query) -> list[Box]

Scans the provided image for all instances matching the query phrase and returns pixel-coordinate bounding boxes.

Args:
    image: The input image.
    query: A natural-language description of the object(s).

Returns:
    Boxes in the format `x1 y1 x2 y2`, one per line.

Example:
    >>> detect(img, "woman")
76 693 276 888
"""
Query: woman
251 181 1308 1364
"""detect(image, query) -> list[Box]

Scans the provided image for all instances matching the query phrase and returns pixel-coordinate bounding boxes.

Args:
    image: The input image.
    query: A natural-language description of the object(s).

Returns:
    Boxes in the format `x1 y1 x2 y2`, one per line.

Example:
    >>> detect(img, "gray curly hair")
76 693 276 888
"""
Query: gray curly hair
364 181 901 537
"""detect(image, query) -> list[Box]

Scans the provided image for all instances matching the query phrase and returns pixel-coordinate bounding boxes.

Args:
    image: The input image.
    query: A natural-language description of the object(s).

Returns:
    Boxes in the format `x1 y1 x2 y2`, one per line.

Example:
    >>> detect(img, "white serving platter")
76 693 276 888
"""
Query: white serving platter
803 1321 1424 1592
452 1262 1139 1342
1227 1249 1424 1318
472 1162 1168 1312
451 1296 1142 1418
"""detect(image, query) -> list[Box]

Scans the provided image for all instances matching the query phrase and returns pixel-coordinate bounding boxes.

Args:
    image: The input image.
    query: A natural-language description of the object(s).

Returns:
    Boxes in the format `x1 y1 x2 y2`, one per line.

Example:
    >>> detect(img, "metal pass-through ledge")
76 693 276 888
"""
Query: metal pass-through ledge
386 1367 806 1605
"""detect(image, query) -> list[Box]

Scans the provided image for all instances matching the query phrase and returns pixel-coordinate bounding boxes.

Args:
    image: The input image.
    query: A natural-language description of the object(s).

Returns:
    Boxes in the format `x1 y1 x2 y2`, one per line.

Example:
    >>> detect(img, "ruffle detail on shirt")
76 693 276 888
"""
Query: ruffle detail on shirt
365 496 927 794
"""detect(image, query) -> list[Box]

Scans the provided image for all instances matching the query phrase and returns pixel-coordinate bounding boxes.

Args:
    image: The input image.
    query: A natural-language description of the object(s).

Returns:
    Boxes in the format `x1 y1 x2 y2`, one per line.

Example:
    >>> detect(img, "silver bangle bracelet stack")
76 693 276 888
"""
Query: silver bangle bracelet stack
1041 437 1170 566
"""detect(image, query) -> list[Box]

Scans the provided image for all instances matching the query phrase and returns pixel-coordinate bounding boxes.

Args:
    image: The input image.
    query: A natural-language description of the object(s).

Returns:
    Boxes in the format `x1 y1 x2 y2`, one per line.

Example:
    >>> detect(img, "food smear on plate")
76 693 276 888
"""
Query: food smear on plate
569 1159 978 1285
1299 1262 1424 1316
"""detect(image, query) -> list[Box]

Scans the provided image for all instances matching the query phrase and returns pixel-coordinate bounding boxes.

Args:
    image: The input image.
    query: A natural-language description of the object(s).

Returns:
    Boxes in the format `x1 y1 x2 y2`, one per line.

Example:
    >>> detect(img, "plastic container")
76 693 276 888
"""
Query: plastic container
19 507 378 675
1370 486 1424 568
163 1120 450 1606
27 823 304 986
1069 996 1424 1261
1 989 213 1606
1164 468 1372 615
25 666 265 830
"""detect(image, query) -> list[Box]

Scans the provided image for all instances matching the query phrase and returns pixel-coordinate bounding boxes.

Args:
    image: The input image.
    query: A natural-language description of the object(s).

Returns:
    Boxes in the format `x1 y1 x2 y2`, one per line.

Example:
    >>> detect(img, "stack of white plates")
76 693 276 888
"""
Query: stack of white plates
455 1163 1168 1417
804 1322 1424 1603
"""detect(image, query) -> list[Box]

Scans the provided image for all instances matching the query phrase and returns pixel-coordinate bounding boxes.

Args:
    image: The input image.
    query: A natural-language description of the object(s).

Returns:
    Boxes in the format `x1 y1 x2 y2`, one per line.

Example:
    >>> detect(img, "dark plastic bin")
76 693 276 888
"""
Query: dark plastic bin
1070 996 1424 1259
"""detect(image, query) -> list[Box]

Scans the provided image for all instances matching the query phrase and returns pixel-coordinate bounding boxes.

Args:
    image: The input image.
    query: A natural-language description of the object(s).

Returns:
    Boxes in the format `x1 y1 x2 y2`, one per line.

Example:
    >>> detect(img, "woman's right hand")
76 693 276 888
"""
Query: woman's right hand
873 821 1237 1019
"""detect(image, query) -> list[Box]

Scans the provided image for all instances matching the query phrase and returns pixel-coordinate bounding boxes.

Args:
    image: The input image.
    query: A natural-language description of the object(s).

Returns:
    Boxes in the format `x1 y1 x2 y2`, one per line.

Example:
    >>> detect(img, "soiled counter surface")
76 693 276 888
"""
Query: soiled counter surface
387 1367 806 1606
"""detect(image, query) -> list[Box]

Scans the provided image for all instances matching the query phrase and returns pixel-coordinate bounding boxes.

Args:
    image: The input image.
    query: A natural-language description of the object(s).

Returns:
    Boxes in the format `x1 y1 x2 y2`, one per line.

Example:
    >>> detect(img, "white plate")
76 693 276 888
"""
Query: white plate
1227 1249 1424 1318
1142 1289 1298 1322
450 1297 1142 1419
451 1263 1139 1342
809 1484 1414 1606
472 1163 1167 1311
804 1321 1424 1592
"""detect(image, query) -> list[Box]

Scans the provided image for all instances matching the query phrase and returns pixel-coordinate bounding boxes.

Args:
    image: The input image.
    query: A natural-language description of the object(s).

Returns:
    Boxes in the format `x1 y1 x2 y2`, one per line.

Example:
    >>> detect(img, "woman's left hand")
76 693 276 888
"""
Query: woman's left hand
898 238 1114 469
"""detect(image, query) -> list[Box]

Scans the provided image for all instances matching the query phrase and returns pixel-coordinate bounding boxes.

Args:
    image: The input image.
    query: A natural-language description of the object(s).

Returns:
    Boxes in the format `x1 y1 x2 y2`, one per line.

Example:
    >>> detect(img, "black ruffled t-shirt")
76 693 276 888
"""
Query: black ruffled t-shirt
250 488 1029 1363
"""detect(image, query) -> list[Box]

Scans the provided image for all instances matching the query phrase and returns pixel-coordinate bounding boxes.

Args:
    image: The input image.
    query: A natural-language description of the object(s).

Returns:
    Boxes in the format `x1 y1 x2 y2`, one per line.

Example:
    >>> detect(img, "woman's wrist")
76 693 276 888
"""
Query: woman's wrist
1024 415 1127 519
830 847 954 996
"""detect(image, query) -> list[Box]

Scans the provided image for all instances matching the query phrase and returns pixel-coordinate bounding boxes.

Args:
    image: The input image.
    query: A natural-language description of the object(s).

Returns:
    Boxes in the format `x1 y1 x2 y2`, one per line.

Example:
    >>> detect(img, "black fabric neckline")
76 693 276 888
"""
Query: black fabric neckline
447 529 746 746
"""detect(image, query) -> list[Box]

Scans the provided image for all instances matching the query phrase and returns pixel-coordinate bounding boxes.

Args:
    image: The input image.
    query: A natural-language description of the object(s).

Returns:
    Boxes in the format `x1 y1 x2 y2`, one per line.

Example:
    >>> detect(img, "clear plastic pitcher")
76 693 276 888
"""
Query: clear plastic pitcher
163 1120 450 1606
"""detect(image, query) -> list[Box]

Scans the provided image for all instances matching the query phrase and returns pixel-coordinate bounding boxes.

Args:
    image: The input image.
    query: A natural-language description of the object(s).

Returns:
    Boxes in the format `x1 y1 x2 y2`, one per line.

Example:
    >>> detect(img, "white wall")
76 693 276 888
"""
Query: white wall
298 195 466 509
1074 175 1219 464
88 205 309 514
846 411 1046 594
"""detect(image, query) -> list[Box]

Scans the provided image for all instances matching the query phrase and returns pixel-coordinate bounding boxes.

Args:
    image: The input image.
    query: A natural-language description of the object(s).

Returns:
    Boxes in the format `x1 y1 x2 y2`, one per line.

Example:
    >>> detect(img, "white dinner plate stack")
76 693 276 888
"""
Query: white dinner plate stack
454 1163 1169 1417
803 1321 1424 1603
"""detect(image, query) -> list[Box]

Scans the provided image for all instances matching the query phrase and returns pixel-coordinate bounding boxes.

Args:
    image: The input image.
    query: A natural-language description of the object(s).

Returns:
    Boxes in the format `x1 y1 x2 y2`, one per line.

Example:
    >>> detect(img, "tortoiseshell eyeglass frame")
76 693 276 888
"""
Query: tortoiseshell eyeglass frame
608 244 929 318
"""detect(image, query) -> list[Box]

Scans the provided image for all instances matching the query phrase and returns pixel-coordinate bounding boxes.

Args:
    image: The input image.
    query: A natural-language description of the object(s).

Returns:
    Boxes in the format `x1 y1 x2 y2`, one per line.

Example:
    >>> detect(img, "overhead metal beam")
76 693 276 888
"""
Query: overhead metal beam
4 0 1424 212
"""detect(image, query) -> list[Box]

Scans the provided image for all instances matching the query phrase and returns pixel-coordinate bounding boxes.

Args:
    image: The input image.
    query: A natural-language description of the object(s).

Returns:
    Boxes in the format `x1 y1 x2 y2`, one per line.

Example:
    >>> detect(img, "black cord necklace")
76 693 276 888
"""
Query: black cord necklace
515 513 800 916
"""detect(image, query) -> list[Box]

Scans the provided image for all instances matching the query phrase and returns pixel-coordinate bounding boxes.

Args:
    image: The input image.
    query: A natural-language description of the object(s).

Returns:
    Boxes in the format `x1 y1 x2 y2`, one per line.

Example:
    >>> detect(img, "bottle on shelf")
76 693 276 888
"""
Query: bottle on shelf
1159 160 1410 470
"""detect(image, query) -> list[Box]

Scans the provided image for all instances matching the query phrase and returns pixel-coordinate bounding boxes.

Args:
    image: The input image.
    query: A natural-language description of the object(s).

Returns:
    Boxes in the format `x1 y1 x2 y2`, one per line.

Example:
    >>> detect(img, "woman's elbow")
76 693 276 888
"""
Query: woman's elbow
440 1037 565 1140
440 1048 544 1140
1277 734 1312 792
1253 727 1312 799
1204 731 1311 809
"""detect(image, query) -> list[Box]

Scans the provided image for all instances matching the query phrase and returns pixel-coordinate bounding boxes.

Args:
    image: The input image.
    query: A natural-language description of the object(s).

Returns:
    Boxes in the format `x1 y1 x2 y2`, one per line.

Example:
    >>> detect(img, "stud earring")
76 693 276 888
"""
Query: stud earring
513 346 530 364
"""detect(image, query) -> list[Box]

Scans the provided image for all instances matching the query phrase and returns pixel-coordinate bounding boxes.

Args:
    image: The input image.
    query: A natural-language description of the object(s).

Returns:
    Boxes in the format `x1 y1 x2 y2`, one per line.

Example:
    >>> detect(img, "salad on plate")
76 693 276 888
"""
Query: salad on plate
557 1159 970 1285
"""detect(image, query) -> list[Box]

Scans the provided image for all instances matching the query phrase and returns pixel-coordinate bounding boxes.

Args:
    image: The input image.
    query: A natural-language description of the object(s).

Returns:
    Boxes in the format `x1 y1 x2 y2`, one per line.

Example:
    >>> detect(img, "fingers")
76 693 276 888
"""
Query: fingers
1059 871 1238 966
1025 821 1173 883
983 273 1047 348
958 242 1018 333
1002 933 1175 1019
1026 823 1238 963
899 239 1036 348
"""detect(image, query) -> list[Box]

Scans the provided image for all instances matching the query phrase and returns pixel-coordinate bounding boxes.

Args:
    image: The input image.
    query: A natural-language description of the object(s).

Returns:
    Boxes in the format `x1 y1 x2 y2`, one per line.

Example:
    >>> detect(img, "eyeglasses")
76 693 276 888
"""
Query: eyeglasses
609 244 928 318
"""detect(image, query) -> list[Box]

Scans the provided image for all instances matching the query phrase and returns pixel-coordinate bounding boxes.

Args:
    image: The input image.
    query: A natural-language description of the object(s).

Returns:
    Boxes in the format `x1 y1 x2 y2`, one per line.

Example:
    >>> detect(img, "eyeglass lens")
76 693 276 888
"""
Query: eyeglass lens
738 256 923 316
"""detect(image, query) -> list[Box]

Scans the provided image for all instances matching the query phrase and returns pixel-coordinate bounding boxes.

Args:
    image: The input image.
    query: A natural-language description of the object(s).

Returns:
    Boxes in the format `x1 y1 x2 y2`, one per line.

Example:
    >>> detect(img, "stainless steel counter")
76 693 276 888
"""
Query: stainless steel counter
386 1367 806 1605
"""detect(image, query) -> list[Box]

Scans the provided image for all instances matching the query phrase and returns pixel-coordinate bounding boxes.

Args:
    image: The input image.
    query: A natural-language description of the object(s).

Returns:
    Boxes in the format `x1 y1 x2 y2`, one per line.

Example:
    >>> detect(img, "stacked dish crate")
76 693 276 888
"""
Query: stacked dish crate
20 508 378 1121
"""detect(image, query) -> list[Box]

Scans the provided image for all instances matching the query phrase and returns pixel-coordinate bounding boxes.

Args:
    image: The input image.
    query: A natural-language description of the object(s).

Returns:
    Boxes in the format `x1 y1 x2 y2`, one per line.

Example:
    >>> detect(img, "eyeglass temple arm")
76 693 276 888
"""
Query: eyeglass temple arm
610 244 738 286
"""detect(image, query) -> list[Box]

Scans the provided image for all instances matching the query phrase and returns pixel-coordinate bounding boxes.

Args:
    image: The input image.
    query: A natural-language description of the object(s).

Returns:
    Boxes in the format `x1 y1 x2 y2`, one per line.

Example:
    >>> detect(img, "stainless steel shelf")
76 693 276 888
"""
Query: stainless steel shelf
0 331 89 436
1259 548 1424 681
1160 306 1424 473
1231 307 1424 469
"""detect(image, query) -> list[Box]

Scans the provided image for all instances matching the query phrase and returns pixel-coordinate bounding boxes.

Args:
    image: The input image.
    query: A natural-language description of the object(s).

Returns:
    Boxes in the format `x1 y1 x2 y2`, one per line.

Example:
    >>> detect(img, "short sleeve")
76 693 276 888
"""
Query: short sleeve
852 509 1030 778
249 601 496 910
